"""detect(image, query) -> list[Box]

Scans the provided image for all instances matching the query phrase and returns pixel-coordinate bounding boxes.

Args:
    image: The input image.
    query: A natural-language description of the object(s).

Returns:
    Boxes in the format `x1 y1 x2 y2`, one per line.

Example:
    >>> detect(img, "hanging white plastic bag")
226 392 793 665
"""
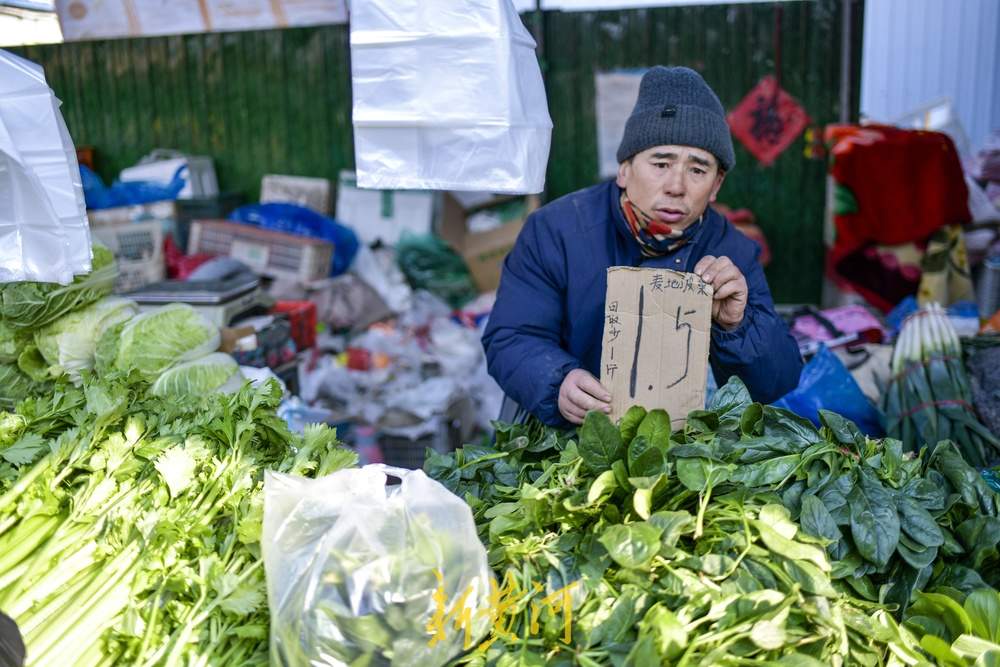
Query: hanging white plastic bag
350 0 552 194
263 465 493 667
0 50 91 284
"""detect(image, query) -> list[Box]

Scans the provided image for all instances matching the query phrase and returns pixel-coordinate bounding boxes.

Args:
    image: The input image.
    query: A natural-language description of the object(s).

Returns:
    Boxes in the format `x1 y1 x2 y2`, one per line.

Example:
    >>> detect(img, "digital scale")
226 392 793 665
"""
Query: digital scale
126 272 266 327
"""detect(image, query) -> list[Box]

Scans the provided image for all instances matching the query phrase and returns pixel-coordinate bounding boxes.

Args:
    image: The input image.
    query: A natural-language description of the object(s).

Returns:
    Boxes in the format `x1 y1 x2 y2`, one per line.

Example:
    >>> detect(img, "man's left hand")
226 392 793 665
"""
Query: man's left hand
694 255 747 330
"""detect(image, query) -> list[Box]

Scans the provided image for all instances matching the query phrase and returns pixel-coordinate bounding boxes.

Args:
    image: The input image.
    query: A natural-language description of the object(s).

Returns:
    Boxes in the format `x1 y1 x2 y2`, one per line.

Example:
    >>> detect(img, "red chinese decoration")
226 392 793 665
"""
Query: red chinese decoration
727 76 810 167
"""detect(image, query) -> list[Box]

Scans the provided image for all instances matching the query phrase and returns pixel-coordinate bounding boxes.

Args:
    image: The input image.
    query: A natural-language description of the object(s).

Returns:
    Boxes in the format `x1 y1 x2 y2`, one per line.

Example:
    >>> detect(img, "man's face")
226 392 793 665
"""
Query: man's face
616 145 726 231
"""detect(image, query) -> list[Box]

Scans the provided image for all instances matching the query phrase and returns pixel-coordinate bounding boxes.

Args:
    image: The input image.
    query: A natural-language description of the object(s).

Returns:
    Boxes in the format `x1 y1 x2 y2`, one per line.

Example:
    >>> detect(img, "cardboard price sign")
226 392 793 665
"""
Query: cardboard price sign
600 267 713 425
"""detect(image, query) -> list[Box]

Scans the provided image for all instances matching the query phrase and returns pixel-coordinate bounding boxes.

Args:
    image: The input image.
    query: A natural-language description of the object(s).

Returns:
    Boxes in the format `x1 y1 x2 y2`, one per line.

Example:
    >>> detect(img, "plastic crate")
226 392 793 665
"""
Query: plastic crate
271 301 317 350
175 193 244 251
89 220 165 293
188 219 333 283
379 435 435 470
378 421 453 470
88 200 178 245
117 258 167 293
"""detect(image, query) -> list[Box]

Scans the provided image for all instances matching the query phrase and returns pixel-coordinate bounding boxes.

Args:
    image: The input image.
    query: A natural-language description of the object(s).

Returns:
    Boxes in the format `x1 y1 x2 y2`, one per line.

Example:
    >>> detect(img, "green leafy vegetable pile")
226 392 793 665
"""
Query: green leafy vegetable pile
0 247 115 406
3 294 239 408
0 379 355 667
425 378 1000 666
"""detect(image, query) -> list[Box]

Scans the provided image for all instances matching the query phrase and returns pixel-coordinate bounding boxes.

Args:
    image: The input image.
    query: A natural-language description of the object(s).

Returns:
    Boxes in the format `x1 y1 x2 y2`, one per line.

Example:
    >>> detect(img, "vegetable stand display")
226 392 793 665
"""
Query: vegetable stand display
422 382 1000 666
2 253 1000 665
0 248 357 666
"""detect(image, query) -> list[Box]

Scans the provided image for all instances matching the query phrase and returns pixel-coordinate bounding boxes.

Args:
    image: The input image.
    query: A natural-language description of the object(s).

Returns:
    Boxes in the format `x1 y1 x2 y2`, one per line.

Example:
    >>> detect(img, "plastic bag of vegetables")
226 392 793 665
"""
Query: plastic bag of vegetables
263 465 492 667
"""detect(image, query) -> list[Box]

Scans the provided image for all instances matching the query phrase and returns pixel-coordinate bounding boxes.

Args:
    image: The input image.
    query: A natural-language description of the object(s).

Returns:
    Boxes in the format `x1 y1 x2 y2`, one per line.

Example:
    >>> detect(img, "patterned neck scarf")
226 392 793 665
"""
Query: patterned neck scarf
620 190 702 258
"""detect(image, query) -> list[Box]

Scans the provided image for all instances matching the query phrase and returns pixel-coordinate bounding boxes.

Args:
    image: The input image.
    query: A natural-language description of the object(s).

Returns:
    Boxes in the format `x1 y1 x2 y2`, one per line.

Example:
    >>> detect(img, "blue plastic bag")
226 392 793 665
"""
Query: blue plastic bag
80 164 186 210
773 345 884 437
983 469 1000 493
886 296 980 339
228 203 359 277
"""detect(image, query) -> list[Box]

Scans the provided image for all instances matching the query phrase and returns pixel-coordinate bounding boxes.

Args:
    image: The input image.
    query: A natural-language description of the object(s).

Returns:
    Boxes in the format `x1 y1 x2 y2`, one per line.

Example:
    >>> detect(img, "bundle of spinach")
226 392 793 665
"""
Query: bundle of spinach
0 378 356 667
670 381 1000 611
425 378 1000 666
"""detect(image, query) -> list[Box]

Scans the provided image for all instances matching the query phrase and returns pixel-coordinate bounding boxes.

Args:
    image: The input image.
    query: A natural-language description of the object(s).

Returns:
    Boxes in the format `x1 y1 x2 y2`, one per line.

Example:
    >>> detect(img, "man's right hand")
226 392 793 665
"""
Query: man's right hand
558 369 612 424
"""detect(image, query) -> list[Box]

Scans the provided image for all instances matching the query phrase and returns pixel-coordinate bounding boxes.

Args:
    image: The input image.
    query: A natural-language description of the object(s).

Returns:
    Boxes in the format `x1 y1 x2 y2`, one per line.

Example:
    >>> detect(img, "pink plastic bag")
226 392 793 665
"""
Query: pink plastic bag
792 305 887 344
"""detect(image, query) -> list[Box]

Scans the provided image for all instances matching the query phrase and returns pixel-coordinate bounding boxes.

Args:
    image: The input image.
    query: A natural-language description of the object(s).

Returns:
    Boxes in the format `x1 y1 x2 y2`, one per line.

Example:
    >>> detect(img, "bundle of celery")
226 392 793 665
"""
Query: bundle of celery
0 379 355 667
882 303 1000 467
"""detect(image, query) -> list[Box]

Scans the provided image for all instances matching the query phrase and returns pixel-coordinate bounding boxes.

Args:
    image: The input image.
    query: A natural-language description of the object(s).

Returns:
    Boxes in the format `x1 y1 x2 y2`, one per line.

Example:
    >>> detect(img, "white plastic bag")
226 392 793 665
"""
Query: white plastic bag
350 0 552 194
0 50 90 284
263 465 492 667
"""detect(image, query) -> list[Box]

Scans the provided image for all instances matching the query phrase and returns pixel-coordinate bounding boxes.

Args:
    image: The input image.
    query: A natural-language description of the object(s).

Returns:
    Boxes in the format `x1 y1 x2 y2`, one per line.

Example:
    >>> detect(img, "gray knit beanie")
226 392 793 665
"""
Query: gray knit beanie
616 66 735 171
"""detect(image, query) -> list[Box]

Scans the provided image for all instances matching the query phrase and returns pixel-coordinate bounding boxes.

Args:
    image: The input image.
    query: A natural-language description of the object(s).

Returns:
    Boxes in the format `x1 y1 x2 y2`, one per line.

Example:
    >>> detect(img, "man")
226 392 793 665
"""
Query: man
483 66 802 426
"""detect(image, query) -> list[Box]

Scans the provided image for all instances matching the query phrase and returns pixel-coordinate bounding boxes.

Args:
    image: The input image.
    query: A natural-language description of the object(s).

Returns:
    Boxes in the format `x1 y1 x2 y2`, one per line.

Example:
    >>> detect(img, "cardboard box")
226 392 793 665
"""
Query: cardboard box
261 174 332 214
220 325 258 354
438 194 540 293
334 171 436 246
600 267 713 426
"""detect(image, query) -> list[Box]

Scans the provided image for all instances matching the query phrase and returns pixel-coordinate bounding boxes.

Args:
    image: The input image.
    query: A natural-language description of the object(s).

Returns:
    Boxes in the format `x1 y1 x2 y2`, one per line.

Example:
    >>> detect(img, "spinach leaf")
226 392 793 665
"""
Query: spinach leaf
619 406 647 445
753 520 830 572
799 494 843 550
739 402 764 436
636 409 671 449
781 557 837 597
820 409 865 448
917 635 964 665
898 495 944 548
648 511 693 548
931 565 991 596
579 411 625 473
627 436 666 478
676 457 732 493
896 540 938 571
883 563 932 612
598 523 663 570
612 459 630 490
932 444 999 516
587 585 645 647
734 436 801 464
762 406 823 447
685 410 719 435
902 476 948 512
587 469 618 505
848 468 901 569
709 376 752 415
636 603 688 660
730 454 800 487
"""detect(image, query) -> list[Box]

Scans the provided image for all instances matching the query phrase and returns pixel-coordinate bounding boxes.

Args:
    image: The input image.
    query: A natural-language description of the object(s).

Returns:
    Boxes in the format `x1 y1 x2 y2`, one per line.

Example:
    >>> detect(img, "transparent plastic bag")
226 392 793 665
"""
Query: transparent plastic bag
263 465 493 667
